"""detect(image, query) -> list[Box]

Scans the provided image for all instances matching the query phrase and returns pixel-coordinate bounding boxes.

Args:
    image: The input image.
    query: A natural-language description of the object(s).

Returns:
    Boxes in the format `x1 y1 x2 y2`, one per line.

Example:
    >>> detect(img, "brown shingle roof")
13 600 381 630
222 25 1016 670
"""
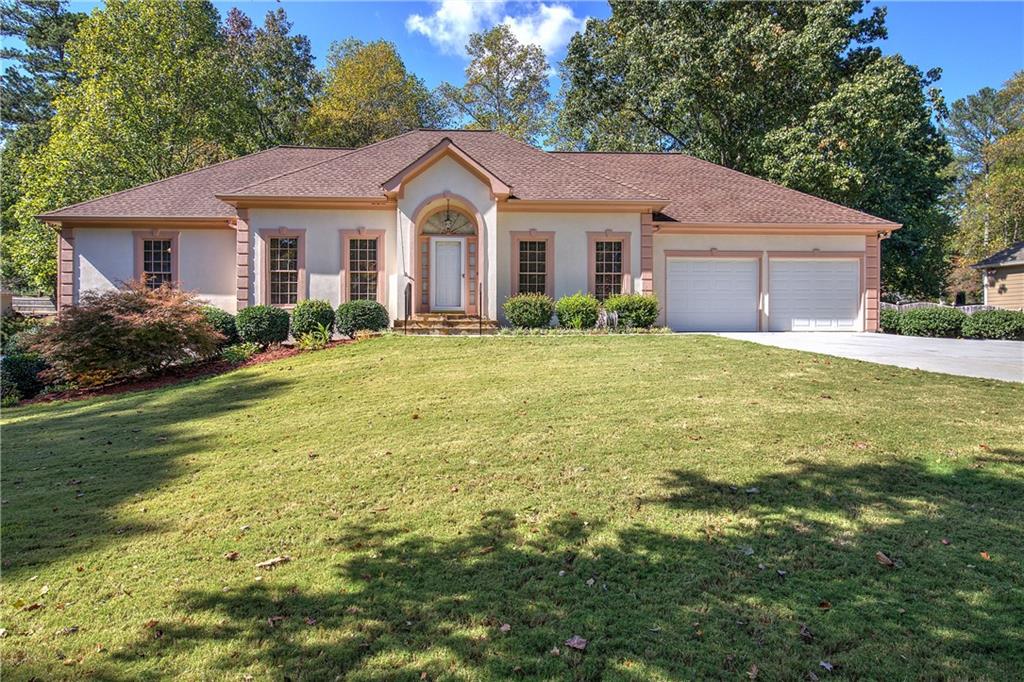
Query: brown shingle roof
552 151 897 226
223 130 662 202
40 130 897 227
39 146 348 220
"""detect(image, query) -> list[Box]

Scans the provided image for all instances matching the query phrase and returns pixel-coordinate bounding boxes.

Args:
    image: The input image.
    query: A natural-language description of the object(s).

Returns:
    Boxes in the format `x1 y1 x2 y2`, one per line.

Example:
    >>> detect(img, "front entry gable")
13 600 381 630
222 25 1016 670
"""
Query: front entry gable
382 138 511 201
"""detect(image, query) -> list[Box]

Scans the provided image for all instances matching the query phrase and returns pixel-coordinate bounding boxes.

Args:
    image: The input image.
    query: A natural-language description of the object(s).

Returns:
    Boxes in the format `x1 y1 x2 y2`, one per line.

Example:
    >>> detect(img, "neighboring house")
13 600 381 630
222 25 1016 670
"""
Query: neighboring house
39 129 900 331
972 242 1024 310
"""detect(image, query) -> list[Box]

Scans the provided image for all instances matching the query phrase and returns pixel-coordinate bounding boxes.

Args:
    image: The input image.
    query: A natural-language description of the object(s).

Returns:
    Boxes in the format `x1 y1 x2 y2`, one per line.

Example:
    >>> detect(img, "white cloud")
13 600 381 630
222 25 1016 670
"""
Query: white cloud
406 1 585 58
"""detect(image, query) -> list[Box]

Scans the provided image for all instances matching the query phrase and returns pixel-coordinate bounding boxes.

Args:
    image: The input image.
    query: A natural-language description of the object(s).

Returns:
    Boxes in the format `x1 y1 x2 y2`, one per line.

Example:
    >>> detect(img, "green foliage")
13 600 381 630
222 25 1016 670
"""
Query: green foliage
0 352 48 401
296 321 332 351
305 38 444 148
438 25 551 144
503 293 554 328
32 281 223 386
290 298 335 337
220 341 260 364
961 309 1024 340
558 1 952 298
555 292 599 329
200 306 237 347
898 306 967 338
879 308 903 335
235 305 290 347
604 293 659 328
1 311 40 352
335 300 389 338
222 8 319 148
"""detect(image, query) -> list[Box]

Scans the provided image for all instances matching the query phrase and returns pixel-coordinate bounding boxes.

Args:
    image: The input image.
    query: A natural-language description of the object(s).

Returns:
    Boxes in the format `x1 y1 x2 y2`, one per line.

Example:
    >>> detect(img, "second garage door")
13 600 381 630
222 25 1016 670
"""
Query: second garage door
666 257 759 331
768 258 862 331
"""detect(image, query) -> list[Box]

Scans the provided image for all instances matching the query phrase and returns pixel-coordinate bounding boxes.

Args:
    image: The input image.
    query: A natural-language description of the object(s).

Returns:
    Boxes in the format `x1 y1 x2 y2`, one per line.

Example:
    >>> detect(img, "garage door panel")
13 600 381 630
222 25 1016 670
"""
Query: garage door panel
768 259 861 331
666 258 759 332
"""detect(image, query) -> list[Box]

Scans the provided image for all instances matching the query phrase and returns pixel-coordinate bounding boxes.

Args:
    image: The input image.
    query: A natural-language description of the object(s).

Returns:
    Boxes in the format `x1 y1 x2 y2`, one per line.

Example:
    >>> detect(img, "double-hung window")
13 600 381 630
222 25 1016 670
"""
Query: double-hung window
348 238 379 301
510 231 554 297
588 232 631 300
142 239 173 289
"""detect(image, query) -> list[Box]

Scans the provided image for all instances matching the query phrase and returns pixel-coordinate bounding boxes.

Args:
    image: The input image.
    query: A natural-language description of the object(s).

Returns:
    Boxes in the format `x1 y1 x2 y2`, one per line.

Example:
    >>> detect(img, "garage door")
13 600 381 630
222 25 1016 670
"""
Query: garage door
666 257 759 331
768 259 861 331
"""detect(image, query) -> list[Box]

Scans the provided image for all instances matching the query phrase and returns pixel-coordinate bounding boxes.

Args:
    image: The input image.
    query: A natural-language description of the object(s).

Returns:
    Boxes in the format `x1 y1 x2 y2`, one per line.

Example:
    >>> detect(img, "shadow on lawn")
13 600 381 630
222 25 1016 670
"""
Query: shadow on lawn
1 374 291 578
113 458 1023 680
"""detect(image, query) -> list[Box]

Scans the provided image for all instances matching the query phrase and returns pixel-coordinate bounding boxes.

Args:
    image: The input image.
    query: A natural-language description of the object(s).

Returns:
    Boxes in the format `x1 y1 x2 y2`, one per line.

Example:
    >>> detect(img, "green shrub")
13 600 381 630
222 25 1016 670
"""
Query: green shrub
604 293 660 328
1 353 47 401
221 341 261 364
201 306 237 346
555 292 600 329
235 305 290 346
961 309 1024 340
296 322 332 350
291 299 335 337
336 300 389 338
879 308 902 334
898 306 966 338
503 293 555 328
1 312 41 353
31 282 223 386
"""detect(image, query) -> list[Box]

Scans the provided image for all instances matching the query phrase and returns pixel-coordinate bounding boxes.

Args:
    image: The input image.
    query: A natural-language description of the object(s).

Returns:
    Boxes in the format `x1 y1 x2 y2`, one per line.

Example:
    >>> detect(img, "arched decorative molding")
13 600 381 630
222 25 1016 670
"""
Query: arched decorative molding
409 191 487 316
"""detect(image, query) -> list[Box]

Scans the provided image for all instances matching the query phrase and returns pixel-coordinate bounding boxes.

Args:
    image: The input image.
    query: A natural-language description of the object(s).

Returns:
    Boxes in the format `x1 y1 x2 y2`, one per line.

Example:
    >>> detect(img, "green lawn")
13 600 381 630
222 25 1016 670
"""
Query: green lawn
2 335 1022 680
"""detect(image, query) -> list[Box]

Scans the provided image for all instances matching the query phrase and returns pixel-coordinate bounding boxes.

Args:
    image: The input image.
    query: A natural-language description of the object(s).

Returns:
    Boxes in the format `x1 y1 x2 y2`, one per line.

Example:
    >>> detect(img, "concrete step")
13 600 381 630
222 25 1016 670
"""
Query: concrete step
392 316 499 335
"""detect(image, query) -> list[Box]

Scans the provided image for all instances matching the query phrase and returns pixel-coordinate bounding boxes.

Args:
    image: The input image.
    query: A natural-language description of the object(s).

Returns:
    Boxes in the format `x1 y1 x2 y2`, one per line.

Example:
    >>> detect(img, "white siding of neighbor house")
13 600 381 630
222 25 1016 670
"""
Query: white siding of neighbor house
652 233 867 327
73 227 236 311
247 208 395 312
496 212 642 323
397 155 498 319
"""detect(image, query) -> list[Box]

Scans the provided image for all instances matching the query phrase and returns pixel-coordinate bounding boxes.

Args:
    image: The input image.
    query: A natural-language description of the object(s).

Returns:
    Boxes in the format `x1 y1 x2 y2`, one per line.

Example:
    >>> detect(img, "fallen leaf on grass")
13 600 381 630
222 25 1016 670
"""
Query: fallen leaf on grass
820 660 834 672
852 441 869 449
305 617 317 626
22 603 43 612
223 551 239 561
479 546 495 555
499 623 511 633
799 624 813 642
980 551 991 561
941 538 950 545
256 556 291 569
142 619 159 629
565 635 587 651
875 551 895 568
267 615 286 627
818 600 832 610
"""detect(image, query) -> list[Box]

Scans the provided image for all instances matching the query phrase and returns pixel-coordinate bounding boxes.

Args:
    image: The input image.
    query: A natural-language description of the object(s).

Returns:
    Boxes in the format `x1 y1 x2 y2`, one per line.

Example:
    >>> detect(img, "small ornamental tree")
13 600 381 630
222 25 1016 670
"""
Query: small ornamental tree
33 281 223 386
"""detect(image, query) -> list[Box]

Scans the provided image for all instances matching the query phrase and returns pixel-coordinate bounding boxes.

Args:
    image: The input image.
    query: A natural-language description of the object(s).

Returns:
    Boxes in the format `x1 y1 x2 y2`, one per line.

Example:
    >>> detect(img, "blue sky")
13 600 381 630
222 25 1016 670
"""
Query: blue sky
42 1 1024 104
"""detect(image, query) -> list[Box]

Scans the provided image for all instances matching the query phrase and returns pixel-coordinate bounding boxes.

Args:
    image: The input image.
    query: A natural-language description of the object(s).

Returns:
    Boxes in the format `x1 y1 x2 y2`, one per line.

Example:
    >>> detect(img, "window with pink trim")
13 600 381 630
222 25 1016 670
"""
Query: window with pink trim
348 238 379 300
268 236 301 305
134 231 179 289
587 231 632 300
510 231 554 297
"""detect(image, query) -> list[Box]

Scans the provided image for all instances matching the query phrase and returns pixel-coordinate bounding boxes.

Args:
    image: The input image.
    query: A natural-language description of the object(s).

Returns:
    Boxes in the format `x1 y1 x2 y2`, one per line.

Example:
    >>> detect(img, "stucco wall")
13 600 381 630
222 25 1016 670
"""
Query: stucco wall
247 208 395 312
497 211 642 321
652 233 867 327
73 227 236 311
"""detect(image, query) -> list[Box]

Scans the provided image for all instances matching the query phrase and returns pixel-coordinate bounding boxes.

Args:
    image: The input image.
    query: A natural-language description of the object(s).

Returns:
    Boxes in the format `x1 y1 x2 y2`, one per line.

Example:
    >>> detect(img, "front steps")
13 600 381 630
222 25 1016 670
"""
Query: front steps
392 313 499 336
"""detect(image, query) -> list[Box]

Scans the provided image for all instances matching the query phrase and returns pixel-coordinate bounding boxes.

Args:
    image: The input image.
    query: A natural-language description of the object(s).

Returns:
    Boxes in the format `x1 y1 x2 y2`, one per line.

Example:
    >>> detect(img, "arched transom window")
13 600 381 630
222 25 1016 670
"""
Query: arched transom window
422 206 475 235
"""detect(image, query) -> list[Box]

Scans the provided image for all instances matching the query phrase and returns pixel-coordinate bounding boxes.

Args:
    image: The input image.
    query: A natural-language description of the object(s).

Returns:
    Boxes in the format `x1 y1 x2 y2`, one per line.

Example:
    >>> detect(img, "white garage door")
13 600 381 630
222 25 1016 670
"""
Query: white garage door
768 259 862 331
666 257 759 331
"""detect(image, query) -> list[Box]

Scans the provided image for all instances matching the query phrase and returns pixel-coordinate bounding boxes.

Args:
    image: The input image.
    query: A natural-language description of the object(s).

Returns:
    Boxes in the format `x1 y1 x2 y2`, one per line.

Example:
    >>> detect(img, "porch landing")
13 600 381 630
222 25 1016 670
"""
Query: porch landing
392 313 499 336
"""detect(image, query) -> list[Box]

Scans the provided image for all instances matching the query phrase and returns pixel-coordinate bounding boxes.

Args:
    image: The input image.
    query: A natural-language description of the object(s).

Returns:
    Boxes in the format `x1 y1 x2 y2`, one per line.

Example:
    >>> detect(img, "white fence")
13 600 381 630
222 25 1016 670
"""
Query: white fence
880 301 994 315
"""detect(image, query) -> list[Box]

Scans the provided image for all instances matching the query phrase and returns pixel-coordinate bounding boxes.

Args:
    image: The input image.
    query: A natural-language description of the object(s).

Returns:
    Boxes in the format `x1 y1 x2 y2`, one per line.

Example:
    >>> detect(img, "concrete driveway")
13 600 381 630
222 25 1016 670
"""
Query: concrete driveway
716 332 1024 382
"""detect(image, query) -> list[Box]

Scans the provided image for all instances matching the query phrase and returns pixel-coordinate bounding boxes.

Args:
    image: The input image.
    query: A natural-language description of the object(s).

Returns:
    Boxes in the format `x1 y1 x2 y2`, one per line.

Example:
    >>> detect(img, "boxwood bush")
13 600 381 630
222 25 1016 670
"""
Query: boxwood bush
235 305 290 346
336 300 389 338
555 292 600 329
961 309 1024 340
201 306 237 346
503 293 555 328
291 299 335 337
879 308 902 334
1 352 47 402
604 293 660 328
898 306 966 338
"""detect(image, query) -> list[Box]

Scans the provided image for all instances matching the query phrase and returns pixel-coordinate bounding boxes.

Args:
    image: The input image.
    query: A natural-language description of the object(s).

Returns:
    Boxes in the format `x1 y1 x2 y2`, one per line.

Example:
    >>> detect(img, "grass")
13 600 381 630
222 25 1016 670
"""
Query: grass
1 335 1022 680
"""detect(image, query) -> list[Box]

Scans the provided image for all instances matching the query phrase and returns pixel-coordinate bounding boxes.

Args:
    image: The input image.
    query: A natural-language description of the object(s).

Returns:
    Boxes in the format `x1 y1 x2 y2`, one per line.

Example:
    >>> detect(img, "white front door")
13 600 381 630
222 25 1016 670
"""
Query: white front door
431 238 464 311
666 257 760 331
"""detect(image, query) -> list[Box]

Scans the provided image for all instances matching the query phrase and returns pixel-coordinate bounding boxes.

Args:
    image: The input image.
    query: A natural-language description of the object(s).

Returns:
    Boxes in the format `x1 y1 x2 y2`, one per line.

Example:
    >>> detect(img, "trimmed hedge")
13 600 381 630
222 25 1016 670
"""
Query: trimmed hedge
879 308 902 334
555 292 600 329
236 305 290 346
201 306 238 346
503 293 555 328
898 307 966 338
336 300 390 337
291 299 335 337
604 293 659 328
961 309 1024 340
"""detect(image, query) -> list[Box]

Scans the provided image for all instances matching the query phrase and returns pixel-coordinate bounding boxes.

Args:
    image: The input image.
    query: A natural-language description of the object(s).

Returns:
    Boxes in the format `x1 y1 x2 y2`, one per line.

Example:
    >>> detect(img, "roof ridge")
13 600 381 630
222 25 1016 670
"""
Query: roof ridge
560 150 897 225
223 128 423 196
39 146 289 219
481 130 664 202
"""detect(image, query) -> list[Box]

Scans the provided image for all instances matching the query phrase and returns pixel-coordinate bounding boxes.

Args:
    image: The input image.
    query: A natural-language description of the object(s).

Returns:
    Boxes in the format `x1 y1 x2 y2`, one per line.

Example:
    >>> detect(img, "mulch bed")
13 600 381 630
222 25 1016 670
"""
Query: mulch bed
21 341 351 405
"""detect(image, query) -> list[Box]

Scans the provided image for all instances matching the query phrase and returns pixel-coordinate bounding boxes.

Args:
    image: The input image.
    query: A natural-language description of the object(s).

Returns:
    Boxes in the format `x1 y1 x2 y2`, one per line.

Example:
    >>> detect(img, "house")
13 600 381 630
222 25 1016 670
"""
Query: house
39 129 900 331
972 242 1024 310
